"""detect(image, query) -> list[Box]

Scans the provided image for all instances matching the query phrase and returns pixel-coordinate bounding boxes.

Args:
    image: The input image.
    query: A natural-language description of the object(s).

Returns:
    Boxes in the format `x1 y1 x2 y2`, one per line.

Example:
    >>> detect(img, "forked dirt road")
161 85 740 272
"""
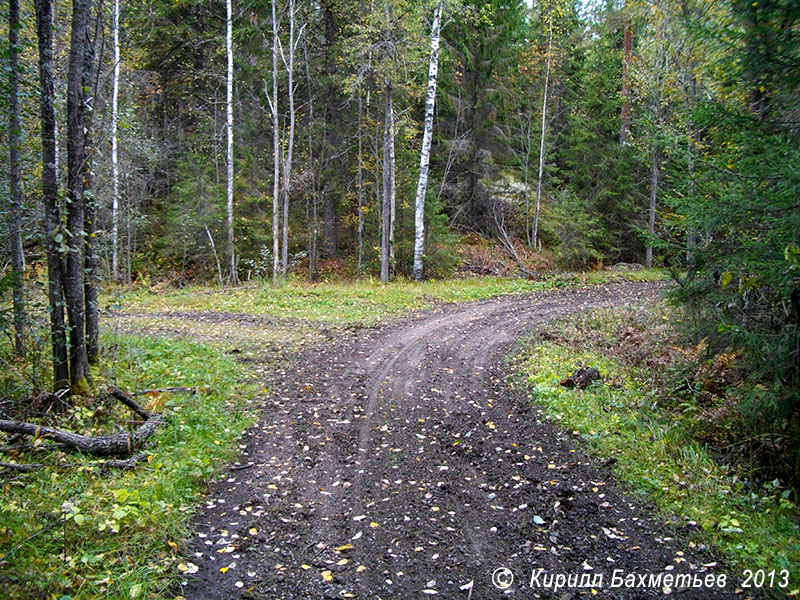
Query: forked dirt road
177 281 729 599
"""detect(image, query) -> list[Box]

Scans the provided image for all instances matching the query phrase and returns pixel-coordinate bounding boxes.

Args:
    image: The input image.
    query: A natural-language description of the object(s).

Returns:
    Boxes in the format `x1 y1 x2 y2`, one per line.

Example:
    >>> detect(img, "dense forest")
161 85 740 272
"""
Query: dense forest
1 1 799 596
2 0 800 483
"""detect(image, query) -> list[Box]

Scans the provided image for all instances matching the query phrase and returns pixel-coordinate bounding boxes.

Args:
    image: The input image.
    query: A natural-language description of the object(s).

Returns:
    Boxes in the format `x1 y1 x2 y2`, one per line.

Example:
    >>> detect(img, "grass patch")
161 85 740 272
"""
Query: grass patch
0 334 258 600
513 302 800 592
107 269 668 325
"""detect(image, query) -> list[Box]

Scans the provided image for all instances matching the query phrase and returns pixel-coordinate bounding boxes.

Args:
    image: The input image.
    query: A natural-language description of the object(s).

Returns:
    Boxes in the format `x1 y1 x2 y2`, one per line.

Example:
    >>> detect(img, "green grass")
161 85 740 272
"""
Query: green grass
513 303 800 593
0 270 668 599
0 335 259 600
107 269 668 325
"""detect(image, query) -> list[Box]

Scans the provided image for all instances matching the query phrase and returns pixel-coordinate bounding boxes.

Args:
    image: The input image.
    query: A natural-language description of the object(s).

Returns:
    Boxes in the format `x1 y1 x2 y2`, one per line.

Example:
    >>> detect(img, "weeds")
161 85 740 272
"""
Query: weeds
514 302 800 591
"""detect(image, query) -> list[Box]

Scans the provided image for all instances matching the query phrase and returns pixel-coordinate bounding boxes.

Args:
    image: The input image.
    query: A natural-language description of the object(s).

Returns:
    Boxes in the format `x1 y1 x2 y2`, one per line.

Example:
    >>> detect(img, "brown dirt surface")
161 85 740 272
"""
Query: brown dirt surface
176 281 732 599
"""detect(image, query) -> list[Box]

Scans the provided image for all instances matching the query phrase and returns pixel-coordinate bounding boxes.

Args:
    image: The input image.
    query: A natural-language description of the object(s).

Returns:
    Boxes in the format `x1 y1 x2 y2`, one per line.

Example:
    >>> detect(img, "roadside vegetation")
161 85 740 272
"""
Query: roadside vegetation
0 334 256 600
0 270 661 600
108 268 666 325
514 302 800 592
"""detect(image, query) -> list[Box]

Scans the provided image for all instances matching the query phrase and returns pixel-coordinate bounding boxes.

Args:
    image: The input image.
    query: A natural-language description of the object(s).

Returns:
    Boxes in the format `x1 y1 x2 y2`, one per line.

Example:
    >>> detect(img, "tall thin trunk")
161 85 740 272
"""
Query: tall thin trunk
304 39 318 282
111 0 120 282
356 85 364 282
646 145 659 269
270 0 280 284
8 0 25 356
66 0 92 393
619 19 632 144
35 0 69 389
522 116 532 247
83 1 100 366
412 0 443 282
206 224 224 286
380 81 395 284
532 21 552 252
226 0 236 284
280 0 298 280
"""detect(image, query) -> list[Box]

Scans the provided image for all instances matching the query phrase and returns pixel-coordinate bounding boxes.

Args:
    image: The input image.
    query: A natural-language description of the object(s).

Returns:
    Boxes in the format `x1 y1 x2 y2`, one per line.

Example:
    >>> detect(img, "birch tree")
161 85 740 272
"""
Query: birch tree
531 19 552 253
111 0 120 282
226 0 237 284
279 0 303 279
270 0 280 284
412 0 443 282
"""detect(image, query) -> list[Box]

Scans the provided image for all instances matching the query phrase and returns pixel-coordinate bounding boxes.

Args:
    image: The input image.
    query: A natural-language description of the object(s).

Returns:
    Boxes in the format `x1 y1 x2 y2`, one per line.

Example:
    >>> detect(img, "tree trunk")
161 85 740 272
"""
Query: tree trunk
270 0 280 284
303 39 318 282
412 0 443 282
532 21 552 253
357 86 364 282
226 0 237 284
619 19 632 144
8 0 25 357
83 4 100 366
35 0 69 390
66 0 92 394
646 145 659 269
280 0 298 280
381 81 395 284
111 0 120 282
0 414 164 457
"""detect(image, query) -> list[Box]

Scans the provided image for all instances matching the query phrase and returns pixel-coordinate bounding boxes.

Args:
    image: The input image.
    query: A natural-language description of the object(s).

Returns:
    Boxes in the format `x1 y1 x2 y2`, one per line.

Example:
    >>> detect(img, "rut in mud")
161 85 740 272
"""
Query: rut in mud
178 281 727 599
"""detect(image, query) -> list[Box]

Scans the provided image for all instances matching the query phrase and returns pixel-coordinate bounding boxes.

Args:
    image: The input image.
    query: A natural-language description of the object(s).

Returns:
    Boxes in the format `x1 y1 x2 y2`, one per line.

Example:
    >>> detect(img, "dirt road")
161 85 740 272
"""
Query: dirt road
178 281 728 599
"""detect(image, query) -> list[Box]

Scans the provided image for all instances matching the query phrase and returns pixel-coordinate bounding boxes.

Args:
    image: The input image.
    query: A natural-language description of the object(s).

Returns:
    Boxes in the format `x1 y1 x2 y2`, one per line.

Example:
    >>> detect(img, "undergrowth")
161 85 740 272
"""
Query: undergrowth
109 269 668 325
0 335 258 600
513 302 800 592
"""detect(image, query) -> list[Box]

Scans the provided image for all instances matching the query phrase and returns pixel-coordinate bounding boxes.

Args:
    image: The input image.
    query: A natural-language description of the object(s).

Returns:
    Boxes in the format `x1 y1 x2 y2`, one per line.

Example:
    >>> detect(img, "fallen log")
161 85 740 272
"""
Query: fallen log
0 413 164 457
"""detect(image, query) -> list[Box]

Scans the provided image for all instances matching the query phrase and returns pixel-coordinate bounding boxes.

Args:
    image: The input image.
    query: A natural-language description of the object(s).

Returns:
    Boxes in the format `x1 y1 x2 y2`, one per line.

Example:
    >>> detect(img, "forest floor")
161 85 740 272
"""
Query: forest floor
113 279 740 599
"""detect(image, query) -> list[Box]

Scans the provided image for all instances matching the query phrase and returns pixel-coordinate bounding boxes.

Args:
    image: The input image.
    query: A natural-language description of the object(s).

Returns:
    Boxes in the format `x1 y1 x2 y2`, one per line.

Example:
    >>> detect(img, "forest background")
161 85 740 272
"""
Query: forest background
0 0 798 530
0 0 799 596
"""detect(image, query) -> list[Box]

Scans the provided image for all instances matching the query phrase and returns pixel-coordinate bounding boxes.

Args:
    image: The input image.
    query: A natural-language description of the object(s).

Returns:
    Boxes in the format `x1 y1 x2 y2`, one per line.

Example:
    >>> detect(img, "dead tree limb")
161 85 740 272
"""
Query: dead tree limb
0 461 44 472
109 387 151 420
492 205 535 278
132 386 196 396
0 414 164 457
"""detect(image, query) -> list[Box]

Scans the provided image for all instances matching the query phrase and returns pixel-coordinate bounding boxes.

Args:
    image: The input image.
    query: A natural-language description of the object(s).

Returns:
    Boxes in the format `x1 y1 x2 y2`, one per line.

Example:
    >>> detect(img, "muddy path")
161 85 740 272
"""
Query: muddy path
176 281 729 599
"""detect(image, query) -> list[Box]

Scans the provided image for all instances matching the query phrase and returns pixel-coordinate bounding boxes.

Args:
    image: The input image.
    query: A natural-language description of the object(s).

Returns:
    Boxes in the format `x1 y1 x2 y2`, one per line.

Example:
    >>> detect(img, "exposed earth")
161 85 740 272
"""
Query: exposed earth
160 281 731 599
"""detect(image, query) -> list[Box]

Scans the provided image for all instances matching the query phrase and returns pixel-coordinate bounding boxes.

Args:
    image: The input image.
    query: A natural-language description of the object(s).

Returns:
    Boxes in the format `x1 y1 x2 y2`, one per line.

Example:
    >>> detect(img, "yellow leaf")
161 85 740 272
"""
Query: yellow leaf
335 543 353 552
336 558 349 566
167 540 177 551
220 566 229 573
322 570 333 582
248 528 258 535
301 564 311 570
356 565 367 573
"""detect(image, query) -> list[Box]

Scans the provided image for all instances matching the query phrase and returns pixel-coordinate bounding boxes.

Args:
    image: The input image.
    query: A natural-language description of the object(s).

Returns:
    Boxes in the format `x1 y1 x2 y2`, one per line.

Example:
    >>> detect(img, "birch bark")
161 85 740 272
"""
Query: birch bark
412 0 443 281
226 0 237 283
111 0 120 282
532 21 552 252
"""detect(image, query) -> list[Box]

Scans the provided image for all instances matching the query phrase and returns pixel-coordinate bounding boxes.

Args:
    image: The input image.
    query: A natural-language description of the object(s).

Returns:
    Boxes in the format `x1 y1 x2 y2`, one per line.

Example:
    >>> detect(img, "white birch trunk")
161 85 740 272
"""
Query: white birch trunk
532 22 552 252
280 0 299 280
270 0 280 284
412 0 443 282
380 81 394 284
356 86 364 282
111 0 120 282
226 0 236 284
